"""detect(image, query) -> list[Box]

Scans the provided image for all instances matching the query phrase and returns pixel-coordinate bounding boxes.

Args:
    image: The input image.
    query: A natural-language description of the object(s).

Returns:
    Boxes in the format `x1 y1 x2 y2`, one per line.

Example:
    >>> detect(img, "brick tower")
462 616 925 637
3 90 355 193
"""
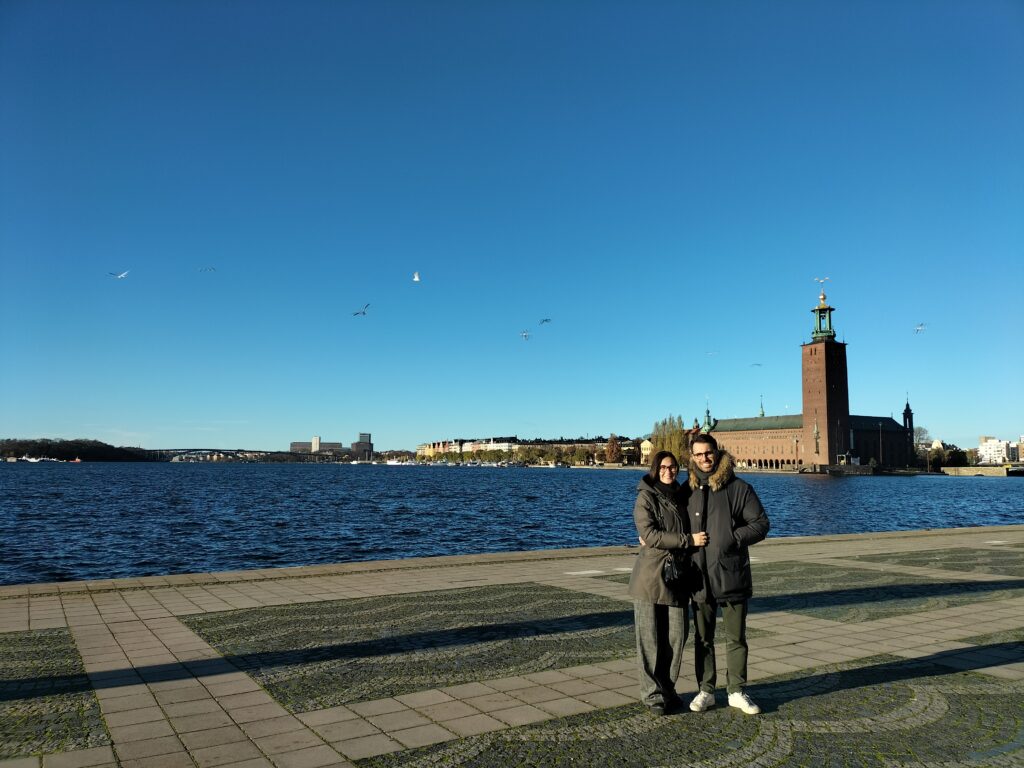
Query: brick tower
801 286 850 467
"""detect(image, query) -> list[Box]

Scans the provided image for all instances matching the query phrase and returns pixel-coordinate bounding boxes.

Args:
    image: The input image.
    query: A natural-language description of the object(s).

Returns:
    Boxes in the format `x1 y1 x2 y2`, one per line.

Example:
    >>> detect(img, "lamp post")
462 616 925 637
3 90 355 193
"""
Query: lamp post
878 422 883 467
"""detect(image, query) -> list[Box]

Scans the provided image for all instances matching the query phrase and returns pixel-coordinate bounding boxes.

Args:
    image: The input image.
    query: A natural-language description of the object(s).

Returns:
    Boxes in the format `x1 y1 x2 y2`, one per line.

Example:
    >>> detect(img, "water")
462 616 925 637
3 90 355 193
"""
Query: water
1 463 1021 585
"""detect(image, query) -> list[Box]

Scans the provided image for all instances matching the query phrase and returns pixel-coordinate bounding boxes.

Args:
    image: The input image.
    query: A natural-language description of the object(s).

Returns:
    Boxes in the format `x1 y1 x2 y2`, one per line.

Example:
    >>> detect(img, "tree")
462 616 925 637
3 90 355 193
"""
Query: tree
928 447 946 472
606 434 623 463
914 426 931 445
651 415 688 460
946 448 968 467
573 447 590 465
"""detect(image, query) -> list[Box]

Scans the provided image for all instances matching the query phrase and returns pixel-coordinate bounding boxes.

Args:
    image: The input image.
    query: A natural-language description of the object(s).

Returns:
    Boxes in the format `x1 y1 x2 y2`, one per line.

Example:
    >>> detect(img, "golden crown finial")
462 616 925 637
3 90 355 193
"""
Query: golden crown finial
813 277 830 305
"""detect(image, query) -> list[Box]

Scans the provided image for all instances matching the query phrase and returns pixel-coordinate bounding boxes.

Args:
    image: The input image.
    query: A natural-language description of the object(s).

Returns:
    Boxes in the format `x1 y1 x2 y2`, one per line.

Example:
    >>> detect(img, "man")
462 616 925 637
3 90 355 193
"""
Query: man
684 432 769 715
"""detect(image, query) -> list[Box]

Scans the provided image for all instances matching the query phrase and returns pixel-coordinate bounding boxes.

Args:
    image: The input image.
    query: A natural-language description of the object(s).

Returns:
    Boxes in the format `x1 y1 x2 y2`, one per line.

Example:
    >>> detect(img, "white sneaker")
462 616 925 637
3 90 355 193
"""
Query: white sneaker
728 691 761 715
689 690 715 712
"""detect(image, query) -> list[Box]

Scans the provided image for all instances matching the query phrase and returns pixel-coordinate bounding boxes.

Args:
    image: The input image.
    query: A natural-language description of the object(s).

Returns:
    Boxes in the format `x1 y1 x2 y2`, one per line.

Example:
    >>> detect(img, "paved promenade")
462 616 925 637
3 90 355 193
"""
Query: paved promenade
2 525 1023 768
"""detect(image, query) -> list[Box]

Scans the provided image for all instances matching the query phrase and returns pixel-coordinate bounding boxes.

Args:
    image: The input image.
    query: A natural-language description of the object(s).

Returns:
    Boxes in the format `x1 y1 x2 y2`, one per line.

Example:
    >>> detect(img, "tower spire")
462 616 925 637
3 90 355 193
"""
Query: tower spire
811 280 837 341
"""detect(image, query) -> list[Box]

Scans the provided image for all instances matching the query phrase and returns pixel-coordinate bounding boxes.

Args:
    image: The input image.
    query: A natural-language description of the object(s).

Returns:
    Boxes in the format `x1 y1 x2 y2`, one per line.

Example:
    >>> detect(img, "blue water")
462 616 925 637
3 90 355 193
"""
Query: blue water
1 463 1021 585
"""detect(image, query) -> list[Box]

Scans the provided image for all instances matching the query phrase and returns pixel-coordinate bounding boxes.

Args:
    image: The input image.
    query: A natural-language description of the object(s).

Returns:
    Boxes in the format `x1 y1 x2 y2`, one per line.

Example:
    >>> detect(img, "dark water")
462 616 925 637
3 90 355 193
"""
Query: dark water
1 463 1021 585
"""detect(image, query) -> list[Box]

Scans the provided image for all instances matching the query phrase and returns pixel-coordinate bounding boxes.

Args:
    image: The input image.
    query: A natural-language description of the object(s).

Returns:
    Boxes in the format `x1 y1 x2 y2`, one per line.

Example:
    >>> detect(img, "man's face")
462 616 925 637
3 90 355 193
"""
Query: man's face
692 442 717 473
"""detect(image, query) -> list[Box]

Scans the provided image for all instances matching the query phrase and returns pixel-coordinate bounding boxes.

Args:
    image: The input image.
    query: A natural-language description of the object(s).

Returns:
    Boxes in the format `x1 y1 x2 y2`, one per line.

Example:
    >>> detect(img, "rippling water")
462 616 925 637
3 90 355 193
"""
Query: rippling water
2 463 1021 585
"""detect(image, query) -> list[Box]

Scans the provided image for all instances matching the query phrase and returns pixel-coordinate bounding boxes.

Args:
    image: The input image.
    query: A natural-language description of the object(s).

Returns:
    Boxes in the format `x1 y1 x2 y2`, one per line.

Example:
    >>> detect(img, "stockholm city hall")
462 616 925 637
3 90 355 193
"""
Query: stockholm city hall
707 289 915 471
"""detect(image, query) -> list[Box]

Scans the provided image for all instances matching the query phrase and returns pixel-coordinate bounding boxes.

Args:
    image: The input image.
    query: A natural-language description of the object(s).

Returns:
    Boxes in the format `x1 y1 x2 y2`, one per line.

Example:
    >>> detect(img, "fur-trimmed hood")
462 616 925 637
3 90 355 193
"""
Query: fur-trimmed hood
687 450 736 492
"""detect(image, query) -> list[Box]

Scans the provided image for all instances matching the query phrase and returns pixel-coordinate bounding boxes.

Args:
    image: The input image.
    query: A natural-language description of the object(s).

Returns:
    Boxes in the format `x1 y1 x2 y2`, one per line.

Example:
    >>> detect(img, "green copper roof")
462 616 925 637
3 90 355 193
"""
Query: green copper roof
714 415 803 432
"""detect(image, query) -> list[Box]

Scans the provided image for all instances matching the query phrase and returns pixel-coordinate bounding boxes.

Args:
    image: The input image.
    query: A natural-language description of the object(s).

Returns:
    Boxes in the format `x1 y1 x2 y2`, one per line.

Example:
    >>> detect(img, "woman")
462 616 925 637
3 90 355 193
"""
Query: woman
627 450 694 715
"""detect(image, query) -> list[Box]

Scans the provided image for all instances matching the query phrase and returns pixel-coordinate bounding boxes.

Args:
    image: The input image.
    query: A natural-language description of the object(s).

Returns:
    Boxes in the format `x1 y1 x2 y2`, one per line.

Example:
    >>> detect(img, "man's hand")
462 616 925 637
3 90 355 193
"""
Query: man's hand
639 533 708 547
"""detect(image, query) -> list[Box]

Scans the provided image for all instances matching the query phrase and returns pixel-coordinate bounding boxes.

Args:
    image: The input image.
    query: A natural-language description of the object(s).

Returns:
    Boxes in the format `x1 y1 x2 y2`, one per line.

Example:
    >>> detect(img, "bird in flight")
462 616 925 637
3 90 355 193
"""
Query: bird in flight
353 304 370 316
109 271 129 279
539 318 551 325
412 272 420 282
813 276 830 285
520 330 530 341
914 323 927 334
199 267 217 273
750 362 763 367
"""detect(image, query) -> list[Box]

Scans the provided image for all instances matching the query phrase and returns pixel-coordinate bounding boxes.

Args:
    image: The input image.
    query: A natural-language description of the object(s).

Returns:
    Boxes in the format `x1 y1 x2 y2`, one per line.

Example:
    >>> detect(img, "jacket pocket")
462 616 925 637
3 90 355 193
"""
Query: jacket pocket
717 553 752 594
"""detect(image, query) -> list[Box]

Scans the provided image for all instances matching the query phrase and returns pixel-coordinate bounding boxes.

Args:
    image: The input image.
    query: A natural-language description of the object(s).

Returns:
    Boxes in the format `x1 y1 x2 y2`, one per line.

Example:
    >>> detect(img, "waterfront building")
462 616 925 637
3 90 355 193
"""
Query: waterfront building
351 434 374 461
708 289 914 470
978 437 1012 465
416 435 637 464
640 439 653 465
290 434 363 455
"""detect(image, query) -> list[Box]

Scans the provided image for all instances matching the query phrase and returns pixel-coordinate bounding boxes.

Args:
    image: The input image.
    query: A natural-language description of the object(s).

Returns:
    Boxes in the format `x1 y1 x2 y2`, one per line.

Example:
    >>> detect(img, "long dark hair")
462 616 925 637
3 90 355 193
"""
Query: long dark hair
647 450 679 481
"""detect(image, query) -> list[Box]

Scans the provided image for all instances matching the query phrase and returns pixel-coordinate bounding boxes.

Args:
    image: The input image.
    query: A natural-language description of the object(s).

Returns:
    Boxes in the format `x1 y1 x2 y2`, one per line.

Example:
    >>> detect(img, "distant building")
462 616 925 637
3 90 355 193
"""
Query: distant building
978 437 1011 465
416 435 638 464
707 289 914 470
640 439 654 465
351 433 373 460
290 435 356 454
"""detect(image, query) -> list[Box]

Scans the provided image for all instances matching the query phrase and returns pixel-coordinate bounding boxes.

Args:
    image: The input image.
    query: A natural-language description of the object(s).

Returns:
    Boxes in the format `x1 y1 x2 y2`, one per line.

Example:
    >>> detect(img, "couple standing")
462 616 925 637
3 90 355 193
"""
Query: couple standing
627 432 770 716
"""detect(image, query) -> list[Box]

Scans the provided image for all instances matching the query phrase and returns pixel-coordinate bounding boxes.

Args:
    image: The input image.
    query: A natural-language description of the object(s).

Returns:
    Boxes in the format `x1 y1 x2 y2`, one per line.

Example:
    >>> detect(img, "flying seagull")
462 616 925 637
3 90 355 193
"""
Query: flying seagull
520 330 530 341
109 271 129 279
750 363 763 367
353 304 370 316
914 323 927 334
199 266 217 273
412 272 420 282
813 276 830 285
539 318 551 325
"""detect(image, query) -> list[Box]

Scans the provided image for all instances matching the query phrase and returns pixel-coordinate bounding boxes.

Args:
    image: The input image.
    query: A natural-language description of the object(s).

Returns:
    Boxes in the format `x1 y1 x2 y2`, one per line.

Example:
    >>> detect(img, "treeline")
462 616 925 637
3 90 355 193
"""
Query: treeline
649 415 698 461
0 439 158 462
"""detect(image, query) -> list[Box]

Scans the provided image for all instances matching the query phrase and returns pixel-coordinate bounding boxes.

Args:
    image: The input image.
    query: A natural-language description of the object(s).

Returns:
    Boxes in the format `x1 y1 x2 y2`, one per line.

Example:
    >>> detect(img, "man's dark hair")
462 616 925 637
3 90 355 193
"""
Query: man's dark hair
648 450 679 480
690 433 719 453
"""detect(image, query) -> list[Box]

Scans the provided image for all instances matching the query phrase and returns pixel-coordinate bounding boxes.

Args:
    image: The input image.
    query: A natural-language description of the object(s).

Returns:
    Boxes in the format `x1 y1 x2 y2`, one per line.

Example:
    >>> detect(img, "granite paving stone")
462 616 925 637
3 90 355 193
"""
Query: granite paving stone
330 734 402 761
176 727 248 751
2 526 1023 767
237 718 307 740
266 745 341 768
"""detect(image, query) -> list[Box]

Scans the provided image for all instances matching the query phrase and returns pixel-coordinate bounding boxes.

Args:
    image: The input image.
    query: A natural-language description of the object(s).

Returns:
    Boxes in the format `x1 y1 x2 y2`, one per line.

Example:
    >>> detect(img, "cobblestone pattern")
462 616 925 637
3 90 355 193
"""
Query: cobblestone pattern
963 627 1024 647
182 584 635 712
854 547 1024 577
0 629 108 758
360 656 1024 768
608 562 1024 623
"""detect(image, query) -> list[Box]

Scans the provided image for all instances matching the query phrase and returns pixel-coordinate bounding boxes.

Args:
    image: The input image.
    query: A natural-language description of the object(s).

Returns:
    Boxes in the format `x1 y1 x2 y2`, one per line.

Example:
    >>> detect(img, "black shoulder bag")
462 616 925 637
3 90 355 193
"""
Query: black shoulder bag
654 495 693 590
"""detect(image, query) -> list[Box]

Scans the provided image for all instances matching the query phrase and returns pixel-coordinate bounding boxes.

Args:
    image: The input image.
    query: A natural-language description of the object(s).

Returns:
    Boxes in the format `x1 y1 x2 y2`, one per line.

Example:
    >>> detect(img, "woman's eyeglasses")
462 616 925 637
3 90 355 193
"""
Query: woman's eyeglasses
659 465 679 472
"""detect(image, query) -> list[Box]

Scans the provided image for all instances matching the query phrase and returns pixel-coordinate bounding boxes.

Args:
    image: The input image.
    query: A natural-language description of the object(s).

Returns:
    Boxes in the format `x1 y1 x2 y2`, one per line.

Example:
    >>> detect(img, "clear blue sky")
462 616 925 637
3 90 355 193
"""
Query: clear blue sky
2 0 1022 451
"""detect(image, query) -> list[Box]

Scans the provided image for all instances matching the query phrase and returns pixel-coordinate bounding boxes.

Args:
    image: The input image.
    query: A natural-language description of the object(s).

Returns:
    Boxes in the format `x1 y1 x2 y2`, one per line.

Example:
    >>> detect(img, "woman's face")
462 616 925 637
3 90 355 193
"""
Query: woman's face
657 457 679 483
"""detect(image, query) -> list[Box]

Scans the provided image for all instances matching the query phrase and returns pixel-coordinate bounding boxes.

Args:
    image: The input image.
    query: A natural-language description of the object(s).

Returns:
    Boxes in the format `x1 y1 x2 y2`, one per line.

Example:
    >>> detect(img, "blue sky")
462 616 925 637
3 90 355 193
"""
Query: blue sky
2 0 1022 451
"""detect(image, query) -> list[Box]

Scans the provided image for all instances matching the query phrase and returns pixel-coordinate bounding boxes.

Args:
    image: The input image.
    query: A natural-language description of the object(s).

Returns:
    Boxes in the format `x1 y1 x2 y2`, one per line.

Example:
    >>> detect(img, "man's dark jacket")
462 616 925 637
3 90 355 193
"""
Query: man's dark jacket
685 451 769 603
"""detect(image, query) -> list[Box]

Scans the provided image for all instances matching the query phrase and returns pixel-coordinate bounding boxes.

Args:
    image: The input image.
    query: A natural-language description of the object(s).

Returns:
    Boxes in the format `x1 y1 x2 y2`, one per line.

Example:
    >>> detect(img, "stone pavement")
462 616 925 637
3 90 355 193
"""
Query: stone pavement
1 525 1022 768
